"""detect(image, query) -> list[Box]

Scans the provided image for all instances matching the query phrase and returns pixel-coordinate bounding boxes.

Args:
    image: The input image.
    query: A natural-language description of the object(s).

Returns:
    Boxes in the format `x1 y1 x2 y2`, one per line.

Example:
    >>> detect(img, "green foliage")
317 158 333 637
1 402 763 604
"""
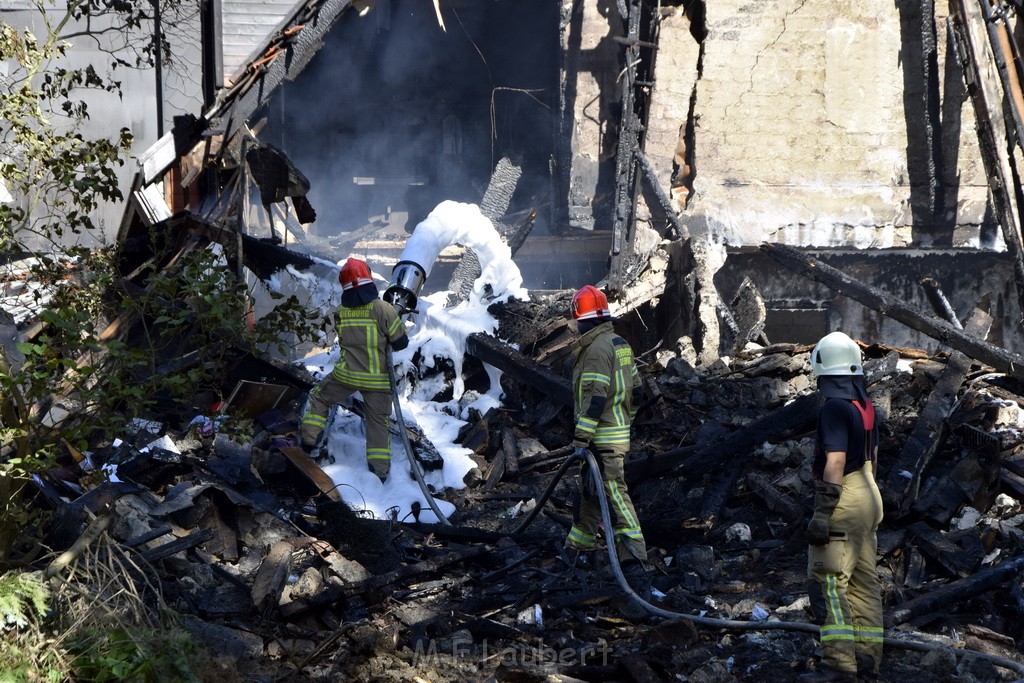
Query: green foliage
0 570 48 630
68 625 203 683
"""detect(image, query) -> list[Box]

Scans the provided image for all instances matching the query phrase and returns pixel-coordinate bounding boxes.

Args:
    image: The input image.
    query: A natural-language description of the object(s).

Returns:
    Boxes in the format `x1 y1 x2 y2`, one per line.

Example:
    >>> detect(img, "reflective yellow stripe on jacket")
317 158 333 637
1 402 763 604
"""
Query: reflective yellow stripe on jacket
572 323 636 447
331 299 402 391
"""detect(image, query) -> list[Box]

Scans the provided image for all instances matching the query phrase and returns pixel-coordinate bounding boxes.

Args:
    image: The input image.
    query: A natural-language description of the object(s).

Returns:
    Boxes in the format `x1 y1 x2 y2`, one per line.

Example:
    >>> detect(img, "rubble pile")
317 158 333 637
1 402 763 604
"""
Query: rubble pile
11 286 1024 682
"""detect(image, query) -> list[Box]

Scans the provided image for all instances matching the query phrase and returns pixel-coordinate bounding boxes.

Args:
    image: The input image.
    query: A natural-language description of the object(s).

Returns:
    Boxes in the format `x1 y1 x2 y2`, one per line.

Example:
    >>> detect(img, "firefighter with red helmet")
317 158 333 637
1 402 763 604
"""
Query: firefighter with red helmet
562 285 648 570
801 332 883 682
300 258 408 481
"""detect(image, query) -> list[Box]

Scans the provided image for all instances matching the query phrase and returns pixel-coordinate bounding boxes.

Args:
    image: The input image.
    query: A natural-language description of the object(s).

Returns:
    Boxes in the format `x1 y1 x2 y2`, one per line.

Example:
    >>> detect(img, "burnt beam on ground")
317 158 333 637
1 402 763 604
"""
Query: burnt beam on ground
466 333 573 407
885 555 1024 627
884 306 993 512
761 243 1024 378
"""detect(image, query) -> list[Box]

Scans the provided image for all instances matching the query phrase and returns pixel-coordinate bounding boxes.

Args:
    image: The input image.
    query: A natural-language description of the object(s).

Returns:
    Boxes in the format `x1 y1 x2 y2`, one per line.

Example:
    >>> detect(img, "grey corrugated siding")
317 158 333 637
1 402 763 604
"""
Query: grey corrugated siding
221 0 304 83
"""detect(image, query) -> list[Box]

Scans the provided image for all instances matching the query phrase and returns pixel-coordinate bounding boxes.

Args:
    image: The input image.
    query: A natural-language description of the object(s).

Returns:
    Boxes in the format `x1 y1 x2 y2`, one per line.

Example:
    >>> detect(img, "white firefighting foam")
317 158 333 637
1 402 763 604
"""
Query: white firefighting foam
299 200 527 523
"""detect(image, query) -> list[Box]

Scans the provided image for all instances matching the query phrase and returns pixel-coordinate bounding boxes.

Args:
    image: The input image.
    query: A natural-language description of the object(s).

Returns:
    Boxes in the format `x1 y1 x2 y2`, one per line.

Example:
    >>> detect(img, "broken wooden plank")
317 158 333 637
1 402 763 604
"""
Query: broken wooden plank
624 445 701 486
761 243 1024 378
456 406 497 454
483 448 507 491
278 445 341 502
138 528 214 563
906 523 979 577
745 472 803 522
466 333 573 407
251 539 293 614
518 446 574 473
948 0 1024 319
500 427 520 477
885 307 993 512
912 453 1001 527
607 0 644 291
124 524 173 548
345 545 491 598
1000 467 1024 499
885 556 1024 627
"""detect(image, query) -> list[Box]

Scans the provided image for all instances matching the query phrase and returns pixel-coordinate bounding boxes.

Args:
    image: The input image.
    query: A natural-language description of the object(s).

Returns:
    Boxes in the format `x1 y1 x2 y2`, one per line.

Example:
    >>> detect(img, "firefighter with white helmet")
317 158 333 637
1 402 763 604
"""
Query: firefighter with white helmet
561 285 648 571
801 331 883 682
300 257 408 481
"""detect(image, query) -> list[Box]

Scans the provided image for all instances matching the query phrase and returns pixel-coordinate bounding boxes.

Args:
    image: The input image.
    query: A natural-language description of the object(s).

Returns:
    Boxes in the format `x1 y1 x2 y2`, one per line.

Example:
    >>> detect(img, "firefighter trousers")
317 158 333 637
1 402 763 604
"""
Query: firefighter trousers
300 377 392 478
564 444 648 563
807 461 884 674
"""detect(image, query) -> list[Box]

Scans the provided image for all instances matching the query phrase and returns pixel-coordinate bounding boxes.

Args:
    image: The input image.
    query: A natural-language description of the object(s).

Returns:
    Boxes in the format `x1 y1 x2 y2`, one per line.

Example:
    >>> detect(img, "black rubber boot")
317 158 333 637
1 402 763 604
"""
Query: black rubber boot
560 547 594 570
856 654 879 681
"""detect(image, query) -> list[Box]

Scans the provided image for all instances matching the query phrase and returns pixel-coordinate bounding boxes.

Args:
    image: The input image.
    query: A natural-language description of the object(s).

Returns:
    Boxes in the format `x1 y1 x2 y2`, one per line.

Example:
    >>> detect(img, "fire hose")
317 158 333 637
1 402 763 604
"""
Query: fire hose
387 347 453 527
498 449 1024 678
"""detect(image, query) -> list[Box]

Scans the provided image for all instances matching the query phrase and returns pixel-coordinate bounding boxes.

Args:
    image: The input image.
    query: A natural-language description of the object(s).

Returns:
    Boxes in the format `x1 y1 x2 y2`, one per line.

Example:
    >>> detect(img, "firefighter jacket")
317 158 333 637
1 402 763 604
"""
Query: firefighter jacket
331 299 408 391
570 321 641 448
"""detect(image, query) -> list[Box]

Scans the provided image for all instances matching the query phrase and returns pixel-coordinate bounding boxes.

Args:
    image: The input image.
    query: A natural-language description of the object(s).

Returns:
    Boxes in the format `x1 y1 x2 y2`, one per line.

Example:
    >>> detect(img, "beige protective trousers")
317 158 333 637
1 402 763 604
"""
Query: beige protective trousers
807 462 884 674
564 444 648 563
300 378 392 479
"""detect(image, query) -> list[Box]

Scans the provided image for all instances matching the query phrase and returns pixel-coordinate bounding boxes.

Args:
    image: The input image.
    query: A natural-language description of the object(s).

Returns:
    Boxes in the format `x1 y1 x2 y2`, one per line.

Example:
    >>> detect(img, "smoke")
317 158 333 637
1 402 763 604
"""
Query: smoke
262 0 558 238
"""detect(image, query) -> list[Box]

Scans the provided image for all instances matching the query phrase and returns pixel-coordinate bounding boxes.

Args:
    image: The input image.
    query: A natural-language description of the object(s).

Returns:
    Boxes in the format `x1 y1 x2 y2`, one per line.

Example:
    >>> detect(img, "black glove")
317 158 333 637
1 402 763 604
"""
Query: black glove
572 445 588 461
807 480 842 546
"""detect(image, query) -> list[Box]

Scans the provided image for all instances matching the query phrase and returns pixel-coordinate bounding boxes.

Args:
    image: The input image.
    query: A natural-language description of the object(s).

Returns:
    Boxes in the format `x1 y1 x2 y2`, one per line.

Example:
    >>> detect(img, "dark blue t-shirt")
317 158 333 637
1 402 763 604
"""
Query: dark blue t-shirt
813 398 878 479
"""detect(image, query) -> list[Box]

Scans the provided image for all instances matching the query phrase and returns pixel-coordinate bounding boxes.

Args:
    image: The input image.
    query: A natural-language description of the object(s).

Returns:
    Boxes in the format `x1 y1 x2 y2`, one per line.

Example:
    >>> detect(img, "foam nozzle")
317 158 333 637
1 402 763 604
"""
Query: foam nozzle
383 260 427 316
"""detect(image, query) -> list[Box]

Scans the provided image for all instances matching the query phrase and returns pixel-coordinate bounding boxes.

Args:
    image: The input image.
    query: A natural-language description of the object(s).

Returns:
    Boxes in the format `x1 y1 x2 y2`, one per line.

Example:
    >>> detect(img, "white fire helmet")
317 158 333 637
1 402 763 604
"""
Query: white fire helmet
811 331 864 376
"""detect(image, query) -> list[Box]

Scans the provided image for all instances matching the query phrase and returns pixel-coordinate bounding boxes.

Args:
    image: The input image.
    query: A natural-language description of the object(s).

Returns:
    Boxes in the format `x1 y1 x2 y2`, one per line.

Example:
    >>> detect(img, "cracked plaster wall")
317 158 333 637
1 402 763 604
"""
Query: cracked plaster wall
641 0 990 248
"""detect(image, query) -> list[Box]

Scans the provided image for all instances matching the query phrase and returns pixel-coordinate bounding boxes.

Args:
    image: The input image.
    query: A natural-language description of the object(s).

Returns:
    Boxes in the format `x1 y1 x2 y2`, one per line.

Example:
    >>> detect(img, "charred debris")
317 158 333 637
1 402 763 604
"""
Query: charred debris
7 0 1024 681
8 180 1024 681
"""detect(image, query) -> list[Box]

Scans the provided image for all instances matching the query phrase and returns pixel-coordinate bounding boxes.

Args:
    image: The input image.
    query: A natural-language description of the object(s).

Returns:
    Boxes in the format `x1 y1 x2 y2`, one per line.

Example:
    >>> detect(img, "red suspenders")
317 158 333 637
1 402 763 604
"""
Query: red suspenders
851 399 876 464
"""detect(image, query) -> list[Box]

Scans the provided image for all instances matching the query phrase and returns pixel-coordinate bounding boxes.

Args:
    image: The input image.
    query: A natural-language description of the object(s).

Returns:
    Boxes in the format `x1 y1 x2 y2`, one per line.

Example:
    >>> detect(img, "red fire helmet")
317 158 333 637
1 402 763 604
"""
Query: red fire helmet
571 285 610 321
339 258 374 291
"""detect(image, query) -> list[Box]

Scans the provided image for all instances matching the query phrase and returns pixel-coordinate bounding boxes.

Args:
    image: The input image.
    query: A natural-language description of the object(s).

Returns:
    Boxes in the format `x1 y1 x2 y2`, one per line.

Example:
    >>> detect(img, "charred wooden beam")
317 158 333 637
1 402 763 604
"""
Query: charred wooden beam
345 545 491 598
906 522 979 577
919 277 962 328
466 333 573 407
447 158 524 302
251 539 293 613
745 472 803 522
278 446 341 502
518 446 575 473
947 0 1024 317
138 528 214 563
624 445 701 485
885 555 1024 627
884 307 993 512
761 243 1024 378
635 150 688 238
608 0 644 292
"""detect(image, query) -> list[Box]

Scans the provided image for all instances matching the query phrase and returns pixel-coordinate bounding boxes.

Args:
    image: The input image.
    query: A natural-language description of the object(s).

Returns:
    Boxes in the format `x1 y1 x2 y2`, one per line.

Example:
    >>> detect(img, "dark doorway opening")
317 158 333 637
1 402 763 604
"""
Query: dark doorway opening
264 0 560 237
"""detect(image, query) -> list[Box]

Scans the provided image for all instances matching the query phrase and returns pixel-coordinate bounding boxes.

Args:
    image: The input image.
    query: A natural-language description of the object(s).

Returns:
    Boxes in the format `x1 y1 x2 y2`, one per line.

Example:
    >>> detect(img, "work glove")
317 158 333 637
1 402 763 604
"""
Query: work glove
806 480 843 546
572 445 589 461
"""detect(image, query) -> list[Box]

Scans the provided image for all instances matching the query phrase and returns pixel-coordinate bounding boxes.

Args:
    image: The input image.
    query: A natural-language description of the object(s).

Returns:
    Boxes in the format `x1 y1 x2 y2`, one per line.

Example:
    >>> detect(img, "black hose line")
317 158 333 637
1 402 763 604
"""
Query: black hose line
387 347 453 526
382 356 1023 676
509 450 580 537
582 452 1024 679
